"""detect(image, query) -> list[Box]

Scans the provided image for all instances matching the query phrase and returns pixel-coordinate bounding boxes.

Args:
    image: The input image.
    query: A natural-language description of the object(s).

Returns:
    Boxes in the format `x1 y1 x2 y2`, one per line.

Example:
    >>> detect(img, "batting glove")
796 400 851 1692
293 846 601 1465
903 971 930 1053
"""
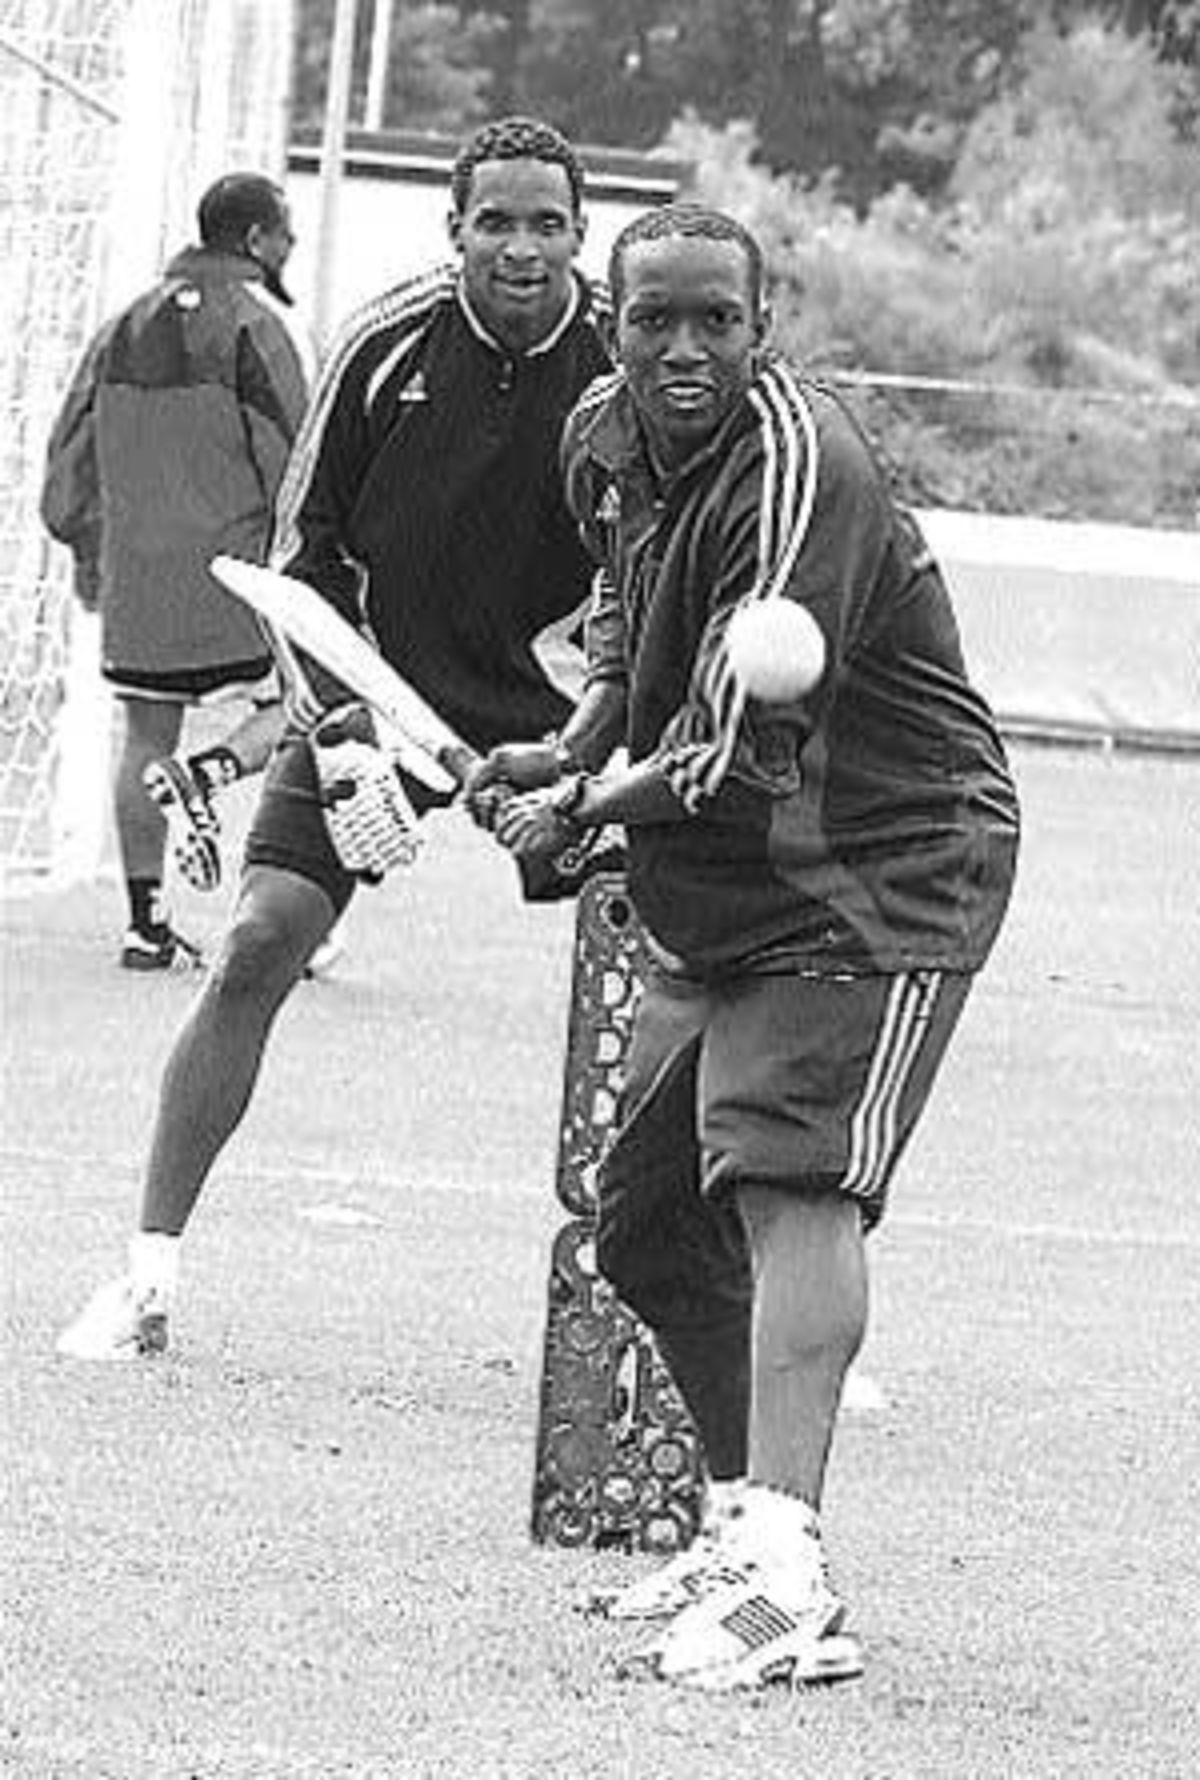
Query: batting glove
312 703 423 882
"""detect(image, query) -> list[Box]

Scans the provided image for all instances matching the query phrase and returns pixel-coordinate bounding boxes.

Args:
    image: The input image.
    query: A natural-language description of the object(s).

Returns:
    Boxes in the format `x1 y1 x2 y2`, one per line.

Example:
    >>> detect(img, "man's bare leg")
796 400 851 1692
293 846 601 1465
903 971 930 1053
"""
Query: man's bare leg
627 1188 868 1685
57 865 343 1359
141 865 338 1235
737 1185 867 1508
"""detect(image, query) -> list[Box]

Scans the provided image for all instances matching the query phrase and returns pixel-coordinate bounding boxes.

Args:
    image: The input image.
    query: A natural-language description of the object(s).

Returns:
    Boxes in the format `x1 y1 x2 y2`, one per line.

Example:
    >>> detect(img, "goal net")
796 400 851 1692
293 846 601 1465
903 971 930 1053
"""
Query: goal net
0 0 296 884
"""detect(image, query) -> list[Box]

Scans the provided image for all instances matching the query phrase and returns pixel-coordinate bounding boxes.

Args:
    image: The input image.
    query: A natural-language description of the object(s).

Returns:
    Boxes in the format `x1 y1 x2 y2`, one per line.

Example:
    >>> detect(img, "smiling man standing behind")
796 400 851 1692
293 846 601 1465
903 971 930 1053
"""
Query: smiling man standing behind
57 116 613 1362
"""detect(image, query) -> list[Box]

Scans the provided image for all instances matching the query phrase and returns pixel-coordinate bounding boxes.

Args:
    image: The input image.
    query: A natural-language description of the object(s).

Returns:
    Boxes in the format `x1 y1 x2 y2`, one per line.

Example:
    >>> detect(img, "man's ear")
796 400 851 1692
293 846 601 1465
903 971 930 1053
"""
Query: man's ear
446 208 463 254
754 298 773 344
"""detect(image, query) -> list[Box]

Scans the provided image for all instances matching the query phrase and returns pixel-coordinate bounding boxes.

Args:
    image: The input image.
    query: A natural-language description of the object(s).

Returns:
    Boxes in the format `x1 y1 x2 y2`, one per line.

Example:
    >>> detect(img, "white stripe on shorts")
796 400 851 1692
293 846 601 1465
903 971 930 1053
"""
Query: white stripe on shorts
842 970 941 1201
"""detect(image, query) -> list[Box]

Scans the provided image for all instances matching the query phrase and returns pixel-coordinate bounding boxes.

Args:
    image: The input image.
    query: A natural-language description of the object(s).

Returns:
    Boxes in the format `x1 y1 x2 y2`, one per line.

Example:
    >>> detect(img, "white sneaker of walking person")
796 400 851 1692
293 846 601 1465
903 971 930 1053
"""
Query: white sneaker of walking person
55 1233 179 1361
619 1483 864 1692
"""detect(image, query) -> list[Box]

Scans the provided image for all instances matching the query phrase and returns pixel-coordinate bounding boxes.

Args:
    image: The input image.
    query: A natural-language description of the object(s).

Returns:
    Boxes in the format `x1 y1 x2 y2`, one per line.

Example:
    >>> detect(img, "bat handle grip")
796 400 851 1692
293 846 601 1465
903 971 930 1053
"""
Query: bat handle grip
439 742 483 788
439 742 516 830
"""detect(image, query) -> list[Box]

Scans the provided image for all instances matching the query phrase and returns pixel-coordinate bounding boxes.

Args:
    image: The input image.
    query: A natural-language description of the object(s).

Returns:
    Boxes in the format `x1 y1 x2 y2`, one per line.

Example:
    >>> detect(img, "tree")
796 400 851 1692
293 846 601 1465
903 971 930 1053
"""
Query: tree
376 4 504 129
289 1 1197 196
464 0 532 112
952 16 1199 221
509 0 680 145
1097 0 1200 50
291 0 503 134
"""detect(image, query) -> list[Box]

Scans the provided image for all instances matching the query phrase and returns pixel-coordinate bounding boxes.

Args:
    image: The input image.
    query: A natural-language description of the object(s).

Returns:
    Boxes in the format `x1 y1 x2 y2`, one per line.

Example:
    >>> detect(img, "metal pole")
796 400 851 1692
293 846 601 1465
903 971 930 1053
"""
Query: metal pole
312 0 358 344
364 0 395 131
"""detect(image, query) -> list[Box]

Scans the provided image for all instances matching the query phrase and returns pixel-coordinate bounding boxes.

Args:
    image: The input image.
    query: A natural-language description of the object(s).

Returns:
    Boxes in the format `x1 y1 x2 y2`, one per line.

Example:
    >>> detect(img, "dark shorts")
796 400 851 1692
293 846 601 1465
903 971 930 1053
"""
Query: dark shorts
242 732 447 914
614 960 974 1221
596 959 975 1332
106 659 278 703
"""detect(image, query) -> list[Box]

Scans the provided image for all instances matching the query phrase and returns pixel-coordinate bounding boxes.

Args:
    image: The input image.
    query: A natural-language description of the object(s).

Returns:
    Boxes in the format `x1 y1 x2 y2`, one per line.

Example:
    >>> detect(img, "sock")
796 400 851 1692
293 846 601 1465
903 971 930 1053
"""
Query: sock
129 1231 180 1299
740 1482 821 1563
187 746 241 797
707 1477 747 1517
703 1476 748 1532
127 877 167 936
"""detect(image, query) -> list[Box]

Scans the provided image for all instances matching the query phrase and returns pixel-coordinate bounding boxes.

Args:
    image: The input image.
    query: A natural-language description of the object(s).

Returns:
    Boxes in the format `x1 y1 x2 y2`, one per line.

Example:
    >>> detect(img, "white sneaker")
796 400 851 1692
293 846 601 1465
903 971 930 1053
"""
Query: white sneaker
56 1275 171 1361
625 1556 861 1692
621 1494 863 1692
584 1483 751 1621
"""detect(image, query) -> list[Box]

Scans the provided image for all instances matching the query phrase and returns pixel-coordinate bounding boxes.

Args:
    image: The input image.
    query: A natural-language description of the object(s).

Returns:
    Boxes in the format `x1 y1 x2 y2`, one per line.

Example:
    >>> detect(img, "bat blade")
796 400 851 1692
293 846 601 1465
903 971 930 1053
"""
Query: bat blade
210 555 471 794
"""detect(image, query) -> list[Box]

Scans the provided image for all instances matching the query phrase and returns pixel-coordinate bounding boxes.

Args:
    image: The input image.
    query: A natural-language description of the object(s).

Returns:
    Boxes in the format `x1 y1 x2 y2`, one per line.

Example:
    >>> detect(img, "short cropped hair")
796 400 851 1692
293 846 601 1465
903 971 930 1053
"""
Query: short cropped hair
197 173 287 252
449 115 585 216
609 203 766 317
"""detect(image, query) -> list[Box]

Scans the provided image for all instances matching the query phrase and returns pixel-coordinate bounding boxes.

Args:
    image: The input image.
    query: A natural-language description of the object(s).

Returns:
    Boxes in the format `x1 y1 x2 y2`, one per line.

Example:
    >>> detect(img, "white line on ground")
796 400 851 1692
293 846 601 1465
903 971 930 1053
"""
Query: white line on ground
296 1201 385 1226
5 1144 1200 1252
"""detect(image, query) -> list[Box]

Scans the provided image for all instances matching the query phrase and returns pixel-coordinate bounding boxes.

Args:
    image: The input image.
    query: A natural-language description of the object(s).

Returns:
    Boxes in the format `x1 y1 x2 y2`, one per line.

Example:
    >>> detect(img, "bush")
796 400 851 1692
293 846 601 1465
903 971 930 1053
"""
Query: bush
662 43 1199 532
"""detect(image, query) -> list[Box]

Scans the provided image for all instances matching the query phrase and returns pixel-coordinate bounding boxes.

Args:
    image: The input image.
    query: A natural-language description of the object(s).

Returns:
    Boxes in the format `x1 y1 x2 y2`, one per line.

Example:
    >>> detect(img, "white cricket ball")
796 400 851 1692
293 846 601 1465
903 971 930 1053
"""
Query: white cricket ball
725 600 826 702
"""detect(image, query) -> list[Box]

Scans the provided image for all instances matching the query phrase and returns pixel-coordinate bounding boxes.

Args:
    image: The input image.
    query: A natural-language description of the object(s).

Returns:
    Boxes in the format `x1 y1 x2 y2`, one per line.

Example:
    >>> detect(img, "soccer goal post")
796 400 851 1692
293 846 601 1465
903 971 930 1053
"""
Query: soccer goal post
0 0 296 887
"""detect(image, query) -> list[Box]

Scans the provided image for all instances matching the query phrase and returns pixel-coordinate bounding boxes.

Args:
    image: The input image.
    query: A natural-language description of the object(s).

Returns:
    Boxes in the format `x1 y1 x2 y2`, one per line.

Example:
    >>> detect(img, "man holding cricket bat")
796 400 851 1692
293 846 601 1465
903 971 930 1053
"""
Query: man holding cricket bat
470 202 1020 1691
57 116 613 1362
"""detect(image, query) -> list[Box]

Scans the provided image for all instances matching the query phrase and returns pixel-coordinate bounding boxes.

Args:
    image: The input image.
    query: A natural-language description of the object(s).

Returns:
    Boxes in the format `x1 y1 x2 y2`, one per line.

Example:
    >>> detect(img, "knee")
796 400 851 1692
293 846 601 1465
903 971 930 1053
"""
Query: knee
742 1186 868 1362
208 907 306 1005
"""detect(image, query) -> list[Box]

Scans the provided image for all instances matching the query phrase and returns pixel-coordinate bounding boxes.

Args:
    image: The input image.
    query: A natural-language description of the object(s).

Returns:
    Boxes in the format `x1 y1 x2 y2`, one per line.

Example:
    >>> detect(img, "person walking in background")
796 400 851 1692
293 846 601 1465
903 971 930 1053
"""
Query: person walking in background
55 116 613 1362
41 172 311 968
470 202 1021 1691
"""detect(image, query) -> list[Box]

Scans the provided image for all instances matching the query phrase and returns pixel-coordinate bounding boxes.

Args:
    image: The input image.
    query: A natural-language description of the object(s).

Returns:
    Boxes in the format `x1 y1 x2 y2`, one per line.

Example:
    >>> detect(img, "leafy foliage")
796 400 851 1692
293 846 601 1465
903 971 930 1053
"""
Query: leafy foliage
292 0 504 132
290 4 1199 522
292 2 1198 201
666 23 1199 524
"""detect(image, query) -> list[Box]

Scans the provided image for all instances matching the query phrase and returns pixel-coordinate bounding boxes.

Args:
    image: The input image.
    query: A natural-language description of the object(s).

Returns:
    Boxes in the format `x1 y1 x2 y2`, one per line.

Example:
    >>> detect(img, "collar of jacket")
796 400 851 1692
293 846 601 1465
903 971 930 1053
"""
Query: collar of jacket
164 245 266 286
455 268 586 359
576 362 767 490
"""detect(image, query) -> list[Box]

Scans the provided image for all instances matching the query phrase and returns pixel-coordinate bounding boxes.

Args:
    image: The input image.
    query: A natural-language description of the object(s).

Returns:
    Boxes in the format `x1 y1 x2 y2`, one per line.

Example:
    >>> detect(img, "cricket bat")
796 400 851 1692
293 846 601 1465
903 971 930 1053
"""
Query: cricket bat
210 554 468 794
211 553 621 900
